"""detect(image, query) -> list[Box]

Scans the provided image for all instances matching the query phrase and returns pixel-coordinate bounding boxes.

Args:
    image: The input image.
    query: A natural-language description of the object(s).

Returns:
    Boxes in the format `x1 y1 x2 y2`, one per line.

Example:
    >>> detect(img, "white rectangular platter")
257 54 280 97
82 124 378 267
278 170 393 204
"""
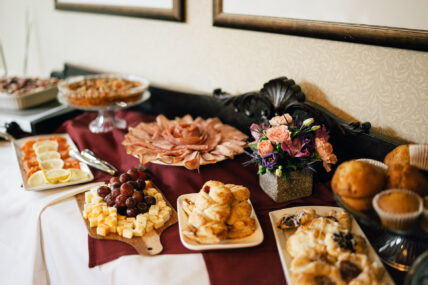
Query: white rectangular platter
177 193 264 250
269 206 394 285
12 133 94 191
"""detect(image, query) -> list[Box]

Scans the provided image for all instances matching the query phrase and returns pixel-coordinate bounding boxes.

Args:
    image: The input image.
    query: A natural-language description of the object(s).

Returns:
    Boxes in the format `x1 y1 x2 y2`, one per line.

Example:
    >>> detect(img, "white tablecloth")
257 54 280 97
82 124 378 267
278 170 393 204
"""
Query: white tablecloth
0 141 210 285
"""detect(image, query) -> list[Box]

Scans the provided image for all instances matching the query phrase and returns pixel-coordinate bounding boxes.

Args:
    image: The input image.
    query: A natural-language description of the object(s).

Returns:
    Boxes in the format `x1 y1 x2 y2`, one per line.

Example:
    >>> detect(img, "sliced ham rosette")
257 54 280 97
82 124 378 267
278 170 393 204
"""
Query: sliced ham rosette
123 114 248 170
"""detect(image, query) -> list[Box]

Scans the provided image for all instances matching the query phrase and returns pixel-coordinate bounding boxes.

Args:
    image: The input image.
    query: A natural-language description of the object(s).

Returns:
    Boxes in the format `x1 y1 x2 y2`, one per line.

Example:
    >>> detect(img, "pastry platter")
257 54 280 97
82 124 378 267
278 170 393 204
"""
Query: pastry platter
75 183 178 255
177 193 264 250
12 133 94 191
269 206 394 285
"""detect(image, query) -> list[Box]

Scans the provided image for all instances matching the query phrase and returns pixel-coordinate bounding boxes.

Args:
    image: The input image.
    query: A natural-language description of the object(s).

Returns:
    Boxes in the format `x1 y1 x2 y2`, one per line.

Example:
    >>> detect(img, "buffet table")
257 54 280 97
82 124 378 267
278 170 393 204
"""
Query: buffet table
0 111 342 285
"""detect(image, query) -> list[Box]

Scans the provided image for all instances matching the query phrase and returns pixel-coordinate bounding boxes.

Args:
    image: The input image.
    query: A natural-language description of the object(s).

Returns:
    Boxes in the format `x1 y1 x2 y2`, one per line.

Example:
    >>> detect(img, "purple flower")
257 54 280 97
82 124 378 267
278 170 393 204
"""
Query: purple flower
250 123 263 142
315 125 329 140
262 153 278 170
281 138 310 158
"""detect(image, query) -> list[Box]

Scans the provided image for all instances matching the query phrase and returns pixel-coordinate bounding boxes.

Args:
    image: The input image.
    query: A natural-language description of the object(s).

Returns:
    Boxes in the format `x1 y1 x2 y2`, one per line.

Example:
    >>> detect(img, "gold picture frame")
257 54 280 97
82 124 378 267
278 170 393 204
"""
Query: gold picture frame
213 0 428 51
55 0 184 21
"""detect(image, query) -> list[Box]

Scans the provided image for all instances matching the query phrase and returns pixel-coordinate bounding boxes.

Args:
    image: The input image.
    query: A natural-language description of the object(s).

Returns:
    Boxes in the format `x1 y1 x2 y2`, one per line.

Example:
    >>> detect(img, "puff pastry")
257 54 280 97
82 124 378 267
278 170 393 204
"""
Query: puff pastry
183 180 256 244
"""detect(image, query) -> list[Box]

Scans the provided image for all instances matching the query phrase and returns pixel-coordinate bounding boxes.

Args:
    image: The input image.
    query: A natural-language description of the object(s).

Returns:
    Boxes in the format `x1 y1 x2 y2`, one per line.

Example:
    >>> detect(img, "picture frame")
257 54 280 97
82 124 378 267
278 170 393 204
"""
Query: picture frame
213 0 428 51
55 0 184 22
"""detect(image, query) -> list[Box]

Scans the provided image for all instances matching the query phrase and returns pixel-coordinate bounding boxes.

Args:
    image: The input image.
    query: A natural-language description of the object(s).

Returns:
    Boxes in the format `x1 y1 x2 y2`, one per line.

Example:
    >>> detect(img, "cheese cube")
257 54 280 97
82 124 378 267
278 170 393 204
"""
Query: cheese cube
97 215 105 224
123 222 133 229
123 228 133 239
149 205 159 216
154 193 163 202
145 180 152 189
136 214 147 228
97 224 109 237
102 206 109 216
92 195 103 204
144 187 157 196
117 226 124 236
99 202 107 206
108 207 117 215
126 217 136 223
133 226 144 237
153 218 165 229
145 221 154 232
89 217 98 227
85 192 94 203
159 208 171 222
157 200 167 209
84 203 94 212
104 216 117 228
118 215 126 221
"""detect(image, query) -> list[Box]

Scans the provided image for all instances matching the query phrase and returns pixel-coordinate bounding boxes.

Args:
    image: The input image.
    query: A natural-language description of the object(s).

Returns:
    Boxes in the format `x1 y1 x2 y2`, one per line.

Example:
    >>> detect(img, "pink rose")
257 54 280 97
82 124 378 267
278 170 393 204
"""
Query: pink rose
315 137 337 172
257 140 274 158
269 114 293 126
266 125 291 144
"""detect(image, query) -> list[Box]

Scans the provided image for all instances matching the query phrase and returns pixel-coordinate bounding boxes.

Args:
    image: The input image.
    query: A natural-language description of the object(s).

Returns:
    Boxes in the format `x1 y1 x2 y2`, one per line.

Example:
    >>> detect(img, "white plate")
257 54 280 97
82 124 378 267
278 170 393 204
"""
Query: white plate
269 206 395 285
177 193 264 250
12 133 94 191
149 155 227 167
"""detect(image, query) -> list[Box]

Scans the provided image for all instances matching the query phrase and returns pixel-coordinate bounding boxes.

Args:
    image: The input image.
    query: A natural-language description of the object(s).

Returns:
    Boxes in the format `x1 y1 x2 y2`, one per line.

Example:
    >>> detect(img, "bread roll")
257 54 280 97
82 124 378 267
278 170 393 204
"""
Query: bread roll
387 164 428 196
384 145 410 167
332 160 386 202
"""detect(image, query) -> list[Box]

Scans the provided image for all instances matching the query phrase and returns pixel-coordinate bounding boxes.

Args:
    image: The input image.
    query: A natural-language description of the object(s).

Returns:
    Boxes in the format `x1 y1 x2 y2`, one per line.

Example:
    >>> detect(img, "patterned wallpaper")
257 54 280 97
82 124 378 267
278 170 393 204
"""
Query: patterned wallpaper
1 0 427 143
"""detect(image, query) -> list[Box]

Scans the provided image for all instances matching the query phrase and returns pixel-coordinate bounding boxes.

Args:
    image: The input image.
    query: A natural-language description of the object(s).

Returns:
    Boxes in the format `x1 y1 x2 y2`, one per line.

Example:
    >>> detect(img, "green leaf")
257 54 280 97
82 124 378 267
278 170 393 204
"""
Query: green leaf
257 167 267 175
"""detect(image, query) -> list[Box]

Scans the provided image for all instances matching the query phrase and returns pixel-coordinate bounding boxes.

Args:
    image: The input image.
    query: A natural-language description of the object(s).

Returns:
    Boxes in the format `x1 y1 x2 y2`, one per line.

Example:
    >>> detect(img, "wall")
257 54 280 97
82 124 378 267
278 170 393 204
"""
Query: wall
1 0 427 143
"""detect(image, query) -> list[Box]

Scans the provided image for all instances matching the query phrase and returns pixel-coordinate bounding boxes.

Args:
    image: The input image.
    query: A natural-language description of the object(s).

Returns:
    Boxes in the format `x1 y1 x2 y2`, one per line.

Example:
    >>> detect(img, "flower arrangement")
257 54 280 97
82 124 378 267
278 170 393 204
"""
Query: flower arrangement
247 114 337 178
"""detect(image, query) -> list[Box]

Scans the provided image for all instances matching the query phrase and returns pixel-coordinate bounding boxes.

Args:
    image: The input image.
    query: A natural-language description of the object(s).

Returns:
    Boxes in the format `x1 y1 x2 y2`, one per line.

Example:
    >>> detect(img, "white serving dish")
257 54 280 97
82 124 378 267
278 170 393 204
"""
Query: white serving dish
269 205 395 285
12 133 94 191
177 193 264 250
0 86 58 110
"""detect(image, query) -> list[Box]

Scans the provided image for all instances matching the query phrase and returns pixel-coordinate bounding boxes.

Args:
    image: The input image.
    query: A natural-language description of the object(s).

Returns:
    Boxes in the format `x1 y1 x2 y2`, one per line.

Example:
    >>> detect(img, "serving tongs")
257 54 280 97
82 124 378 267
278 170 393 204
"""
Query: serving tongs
70 149 117 175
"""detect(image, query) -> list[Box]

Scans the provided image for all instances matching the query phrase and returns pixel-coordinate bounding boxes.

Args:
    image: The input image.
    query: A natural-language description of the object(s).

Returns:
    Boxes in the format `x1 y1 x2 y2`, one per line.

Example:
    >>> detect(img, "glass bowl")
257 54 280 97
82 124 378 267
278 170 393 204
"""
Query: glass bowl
57 74 150 133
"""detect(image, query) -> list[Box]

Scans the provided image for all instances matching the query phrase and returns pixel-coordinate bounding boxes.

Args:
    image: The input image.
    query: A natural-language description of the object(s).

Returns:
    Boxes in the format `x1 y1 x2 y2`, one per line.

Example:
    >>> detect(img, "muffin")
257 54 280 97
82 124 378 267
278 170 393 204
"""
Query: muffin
386 164 428 196
373 189 423 230
384 145 410 167
332 160 386 210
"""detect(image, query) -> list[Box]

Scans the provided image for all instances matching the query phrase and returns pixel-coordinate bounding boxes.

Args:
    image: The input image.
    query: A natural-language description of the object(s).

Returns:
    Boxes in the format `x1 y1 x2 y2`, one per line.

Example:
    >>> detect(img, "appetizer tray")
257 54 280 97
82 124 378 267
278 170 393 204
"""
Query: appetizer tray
177 193 264 250
0 86 58 110
75 184 178 255
269 206 394 285
12 133 94 191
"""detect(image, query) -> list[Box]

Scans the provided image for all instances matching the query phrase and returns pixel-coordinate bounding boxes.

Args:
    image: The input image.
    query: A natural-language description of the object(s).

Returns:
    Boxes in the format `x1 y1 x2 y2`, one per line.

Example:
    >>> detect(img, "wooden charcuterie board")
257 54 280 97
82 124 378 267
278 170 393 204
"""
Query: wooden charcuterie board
75 184 178 256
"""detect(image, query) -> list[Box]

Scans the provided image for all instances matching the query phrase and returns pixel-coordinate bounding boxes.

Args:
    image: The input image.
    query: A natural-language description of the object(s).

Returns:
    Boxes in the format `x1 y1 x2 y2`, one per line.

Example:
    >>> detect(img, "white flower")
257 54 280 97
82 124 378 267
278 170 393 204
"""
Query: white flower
302 118 314 127
275 166 283 177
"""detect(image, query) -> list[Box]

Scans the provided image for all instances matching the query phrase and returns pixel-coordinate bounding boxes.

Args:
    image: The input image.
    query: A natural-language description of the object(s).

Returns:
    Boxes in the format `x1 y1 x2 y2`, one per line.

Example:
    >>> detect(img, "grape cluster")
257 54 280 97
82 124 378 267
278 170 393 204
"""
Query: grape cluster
97 168 156 217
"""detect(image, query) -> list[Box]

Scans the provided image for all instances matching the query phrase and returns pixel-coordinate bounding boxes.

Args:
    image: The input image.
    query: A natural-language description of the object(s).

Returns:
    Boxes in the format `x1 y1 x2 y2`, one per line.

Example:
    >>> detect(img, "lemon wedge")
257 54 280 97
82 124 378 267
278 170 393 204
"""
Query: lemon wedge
35 144 58 156
44 169 71 184
37 151 61 162
69 168 90 181
33 140 58 150
27 170 48 187
39 158 64 170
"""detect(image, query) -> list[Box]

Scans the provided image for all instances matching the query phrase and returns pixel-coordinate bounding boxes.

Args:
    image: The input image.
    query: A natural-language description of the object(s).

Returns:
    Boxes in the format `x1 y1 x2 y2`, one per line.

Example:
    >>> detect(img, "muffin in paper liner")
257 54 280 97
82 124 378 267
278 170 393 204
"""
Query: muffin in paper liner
357 158 388 172
409 144 428 171
373 189 423 231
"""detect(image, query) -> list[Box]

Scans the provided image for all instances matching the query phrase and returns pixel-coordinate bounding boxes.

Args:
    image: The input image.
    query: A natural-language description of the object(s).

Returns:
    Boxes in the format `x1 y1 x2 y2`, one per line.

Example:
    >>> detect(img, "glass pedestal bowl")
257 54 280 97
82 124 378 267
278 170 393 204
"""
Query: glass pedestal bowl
57 74 150 133
58 90 150 133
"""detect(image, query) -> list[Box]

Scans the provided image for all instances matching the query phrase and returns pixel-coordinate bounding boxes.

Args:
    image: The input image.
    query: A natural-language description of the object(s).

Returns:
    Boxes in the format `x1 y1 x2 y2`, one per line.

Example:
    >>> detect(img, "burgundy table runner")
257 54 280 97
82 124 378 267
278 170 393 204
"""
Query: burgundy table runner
57 111 336 285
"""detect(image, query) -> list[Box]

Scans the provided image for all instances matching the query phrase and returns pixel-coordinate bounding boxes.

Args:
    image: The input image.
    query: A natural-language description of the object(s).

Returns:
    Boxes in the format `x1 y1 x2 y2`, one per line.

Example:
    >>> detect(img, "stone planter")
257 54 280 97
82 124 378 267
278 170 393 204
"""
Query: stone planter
259 168 313 203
